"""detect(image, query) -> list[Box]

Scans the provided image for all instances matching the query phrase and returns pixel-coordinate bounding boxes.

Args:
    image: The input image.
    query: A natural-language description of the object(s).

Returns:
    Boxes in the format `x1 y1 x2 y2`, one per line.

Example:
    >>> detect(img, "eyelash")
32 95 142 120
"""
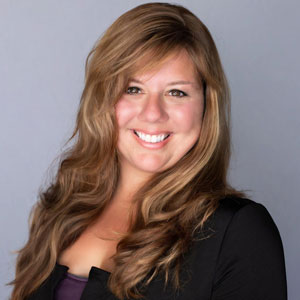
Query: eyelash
126 86 142 95
126 86 188 98
168 89 188 98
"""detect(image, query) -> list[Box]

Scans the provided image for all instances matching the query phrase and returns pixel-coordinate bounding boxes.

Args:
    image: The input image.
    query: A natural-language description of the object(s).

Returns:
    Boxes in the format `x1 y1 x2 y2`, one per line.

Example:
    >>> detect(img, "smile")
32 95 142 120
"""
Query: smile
133 130 171 144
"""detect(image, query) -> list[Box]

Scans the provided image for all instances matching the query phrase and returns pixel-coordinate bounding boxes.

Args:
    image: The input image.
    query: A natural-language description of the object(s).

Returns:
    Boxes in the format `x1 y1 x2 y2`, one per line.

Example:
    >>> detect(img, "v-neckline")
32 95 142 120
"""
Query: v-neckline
56 263 111 278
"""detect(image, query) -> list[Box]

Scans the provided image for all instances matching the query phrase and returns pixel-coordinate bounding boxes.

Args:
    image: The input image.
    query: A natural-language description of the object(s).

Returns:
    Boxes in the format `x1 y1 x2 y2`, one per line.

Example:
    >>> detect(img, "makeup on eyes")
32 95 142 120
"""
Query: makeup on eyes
126 86 188 98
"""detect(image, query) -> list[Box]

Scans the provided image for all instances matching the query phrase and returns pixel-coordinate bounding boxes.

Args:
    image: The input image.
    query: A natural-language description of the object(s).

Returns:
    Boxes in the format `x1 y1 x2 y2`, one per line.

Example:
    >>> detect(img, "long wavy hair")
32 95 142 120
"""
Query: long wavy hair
11 3 245 299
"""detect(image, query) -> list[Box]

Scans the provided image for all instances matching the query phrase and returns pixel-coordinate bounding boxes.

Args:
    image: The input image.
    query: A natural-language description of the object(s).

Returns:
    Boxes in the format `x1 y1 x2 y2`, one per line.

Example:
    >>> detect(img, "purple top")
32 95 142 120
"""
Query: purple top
53 264 112 299
54 272 88 300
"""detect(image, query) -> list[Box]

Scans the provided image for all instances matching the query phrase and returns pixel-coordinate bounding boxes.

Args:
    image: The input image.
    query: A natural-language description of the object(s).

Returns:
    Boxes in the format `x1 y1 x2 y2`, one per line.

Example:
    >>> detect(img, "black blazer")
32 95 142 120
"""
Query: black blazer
28 197 287 300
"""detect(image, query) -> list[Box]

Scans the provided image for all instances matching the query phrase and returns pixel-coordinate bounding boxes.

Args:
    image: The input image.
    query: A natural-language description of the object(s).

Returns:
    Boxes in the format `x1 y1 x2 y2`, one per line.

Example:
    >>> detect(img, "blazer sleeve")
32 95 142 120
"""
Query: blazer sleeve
211 202 287 300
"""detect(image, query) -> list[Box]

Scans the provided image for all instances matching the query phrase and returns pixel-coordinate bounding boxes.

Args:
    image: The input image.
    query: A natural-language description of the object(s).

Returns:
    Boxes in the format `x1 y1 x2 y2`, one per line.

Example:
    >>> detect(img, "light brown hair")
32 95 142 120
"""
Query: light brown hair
11 3 244 299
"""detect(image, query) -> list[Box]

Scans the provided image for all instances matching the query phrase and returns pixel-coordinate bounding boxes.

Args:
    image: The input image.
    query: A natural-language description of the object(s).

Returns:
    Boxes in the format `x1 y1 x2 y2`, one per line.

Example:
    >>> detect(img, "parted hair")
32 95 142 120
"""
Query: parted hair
11 3 244 299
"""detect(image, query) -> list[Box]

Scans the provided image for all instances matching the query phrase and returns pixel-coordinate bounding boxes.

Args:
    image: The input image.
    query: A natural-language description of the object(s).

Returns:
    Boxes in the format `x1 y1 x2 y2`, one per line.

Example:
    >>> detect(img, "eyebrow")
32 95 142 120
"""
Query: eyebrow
129 78 195 86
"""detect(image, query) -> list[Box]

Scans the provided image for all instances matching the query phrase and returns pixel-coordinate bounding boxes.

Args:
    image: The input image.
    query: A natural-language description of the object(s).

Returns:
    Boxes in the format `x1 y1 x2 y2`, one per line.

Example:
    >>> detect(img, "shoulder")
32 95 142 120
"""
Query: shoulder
209 196 287 298
209 196 284 253
217 196 282 236
196 196 286 264
216 196 264 216
211 196 278 232
194 196 283 249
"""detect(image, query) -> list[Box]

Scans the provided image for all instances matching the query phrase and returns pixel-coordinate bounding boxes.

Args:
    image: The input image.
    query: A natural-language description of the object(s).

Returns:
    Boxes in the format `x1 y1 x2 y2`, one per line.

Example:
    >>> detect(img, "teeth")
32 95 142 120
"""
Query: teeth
134 130 169 143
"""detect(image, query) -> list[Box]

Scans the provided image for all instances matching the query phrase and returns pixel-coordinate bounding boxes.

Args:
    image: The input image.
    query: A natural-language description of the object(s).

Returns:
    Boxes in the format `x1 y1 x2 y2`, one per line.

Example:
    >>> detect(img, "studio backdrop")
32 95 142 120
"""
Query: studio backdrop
0 0 299 299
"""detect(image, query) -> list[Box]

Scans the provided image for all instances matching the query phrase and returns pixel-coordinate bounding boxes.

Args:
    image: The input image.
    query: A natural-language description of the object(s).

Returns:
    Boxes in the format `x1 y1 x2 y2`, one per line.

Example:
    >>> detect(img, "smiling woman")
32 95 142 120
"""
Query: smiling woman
10 2 287 300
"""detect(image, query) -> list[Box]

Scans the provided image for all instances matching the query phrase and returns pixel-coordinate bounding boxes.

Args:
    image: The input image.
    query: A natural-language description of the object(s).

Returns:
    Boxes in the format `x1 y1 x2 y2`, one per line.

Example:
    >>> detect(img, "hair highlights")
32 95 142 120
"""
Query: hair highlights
11 3 244 299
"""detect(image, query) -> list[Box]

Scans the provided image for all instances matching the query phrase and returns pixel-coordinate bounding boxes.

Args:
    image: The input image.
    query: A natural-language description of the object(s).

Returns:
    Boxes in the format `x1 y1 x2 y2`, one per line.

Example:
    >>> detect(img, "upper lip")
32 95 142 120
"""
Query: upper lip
132 129 172 135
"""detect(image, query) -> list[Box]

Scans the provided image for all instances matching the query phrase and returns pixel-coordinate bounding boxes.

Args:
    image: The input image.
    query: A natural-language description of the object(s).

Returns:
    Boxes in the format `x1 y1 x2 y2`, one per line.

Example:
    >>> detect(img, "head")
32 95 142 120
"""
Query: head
115 49 205 186
78 2 230 187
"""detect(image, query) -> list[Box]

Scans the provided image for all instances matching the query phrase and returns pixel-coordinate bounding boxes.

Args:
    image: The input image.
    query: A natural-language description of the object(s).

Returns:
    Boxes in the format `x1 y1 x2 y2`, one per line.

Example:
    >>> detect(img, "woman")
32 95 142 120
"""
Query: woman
11 3 287 300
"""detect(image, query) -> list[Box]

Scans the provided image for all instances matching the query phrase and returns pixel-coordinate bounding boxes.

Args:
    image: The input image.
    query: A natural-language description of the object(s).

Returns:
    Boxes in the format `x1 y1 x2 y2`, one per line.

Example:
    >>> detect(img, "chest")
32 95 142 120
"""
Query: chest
34 234 220 300
58 230 118 276
58 204 130 276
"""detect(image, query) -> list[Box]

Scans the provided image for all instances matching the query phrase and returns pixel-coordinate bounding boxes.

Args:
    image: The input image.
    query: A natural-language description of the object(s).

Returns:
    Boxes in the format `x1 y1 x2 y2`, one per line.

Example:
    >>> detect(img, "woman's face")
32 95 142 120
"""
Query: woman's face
115 50 204 179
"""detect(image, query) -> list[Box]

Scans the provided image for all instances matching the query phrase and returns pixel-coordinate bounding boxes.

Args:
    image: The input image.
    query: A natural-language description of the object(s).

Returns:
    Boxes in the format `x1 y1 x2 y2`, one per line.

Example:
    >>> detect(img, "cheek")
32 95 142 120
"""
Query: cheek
115 99 137 127
171 102 203 132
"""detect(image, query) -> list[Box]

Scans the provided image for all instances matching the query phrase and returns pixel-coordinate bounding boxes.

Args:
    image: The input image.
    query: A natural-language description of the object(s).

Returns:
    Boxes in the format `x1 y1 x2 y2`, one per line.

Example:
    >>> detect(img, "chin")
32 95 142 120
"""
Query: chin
136 164 165 174
133 159 170 174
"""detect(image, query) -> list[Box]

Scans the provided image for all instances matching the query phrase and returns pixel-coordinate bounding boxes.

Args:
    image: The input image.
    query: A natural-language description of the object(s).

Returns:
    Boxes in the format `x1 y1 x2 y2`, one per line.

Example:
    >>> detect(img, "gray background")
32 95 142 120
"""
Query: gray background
1 0 299 299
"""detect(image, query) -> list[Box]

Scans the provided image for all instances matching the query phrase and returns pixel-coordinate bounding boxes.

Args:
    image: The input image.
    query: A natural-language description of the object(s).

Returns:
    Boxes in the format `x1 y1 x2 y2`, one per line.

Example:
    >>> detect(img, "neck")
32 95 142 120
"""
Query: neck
114 161 154 205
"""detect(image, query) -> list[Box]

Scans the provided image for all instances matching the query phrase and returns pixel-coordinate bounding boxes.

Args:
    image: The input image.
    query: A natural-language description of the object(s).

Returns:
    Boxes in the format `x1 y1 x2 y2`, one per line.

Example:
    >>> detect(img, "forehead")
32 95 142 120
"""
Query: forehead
130 49 197 80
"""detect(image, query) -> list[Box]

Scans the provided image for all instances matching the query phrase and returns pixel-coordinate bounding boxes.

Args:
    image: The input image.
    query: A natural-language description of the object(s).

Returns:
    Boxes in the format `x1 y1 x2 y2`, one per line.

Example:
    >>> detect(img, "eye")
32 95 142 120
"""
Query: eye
126 86 142 95
168 89 188 98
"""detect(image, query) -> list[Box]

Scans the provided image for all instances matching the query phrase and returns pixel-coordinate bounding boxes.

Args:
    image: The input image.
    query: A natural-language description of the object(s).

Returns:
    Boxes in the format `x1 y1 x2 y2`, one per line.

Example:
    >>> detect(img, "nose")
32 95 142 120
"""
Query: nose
137 93 169 123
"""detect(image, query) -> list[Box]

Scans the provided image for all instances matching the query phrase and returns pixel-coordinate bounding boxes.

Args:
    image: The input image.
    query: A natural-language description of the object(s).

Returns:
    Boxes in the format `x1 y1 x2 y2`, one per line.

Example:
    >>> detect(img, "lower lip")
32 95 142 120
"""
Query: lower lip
131 130 172 149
